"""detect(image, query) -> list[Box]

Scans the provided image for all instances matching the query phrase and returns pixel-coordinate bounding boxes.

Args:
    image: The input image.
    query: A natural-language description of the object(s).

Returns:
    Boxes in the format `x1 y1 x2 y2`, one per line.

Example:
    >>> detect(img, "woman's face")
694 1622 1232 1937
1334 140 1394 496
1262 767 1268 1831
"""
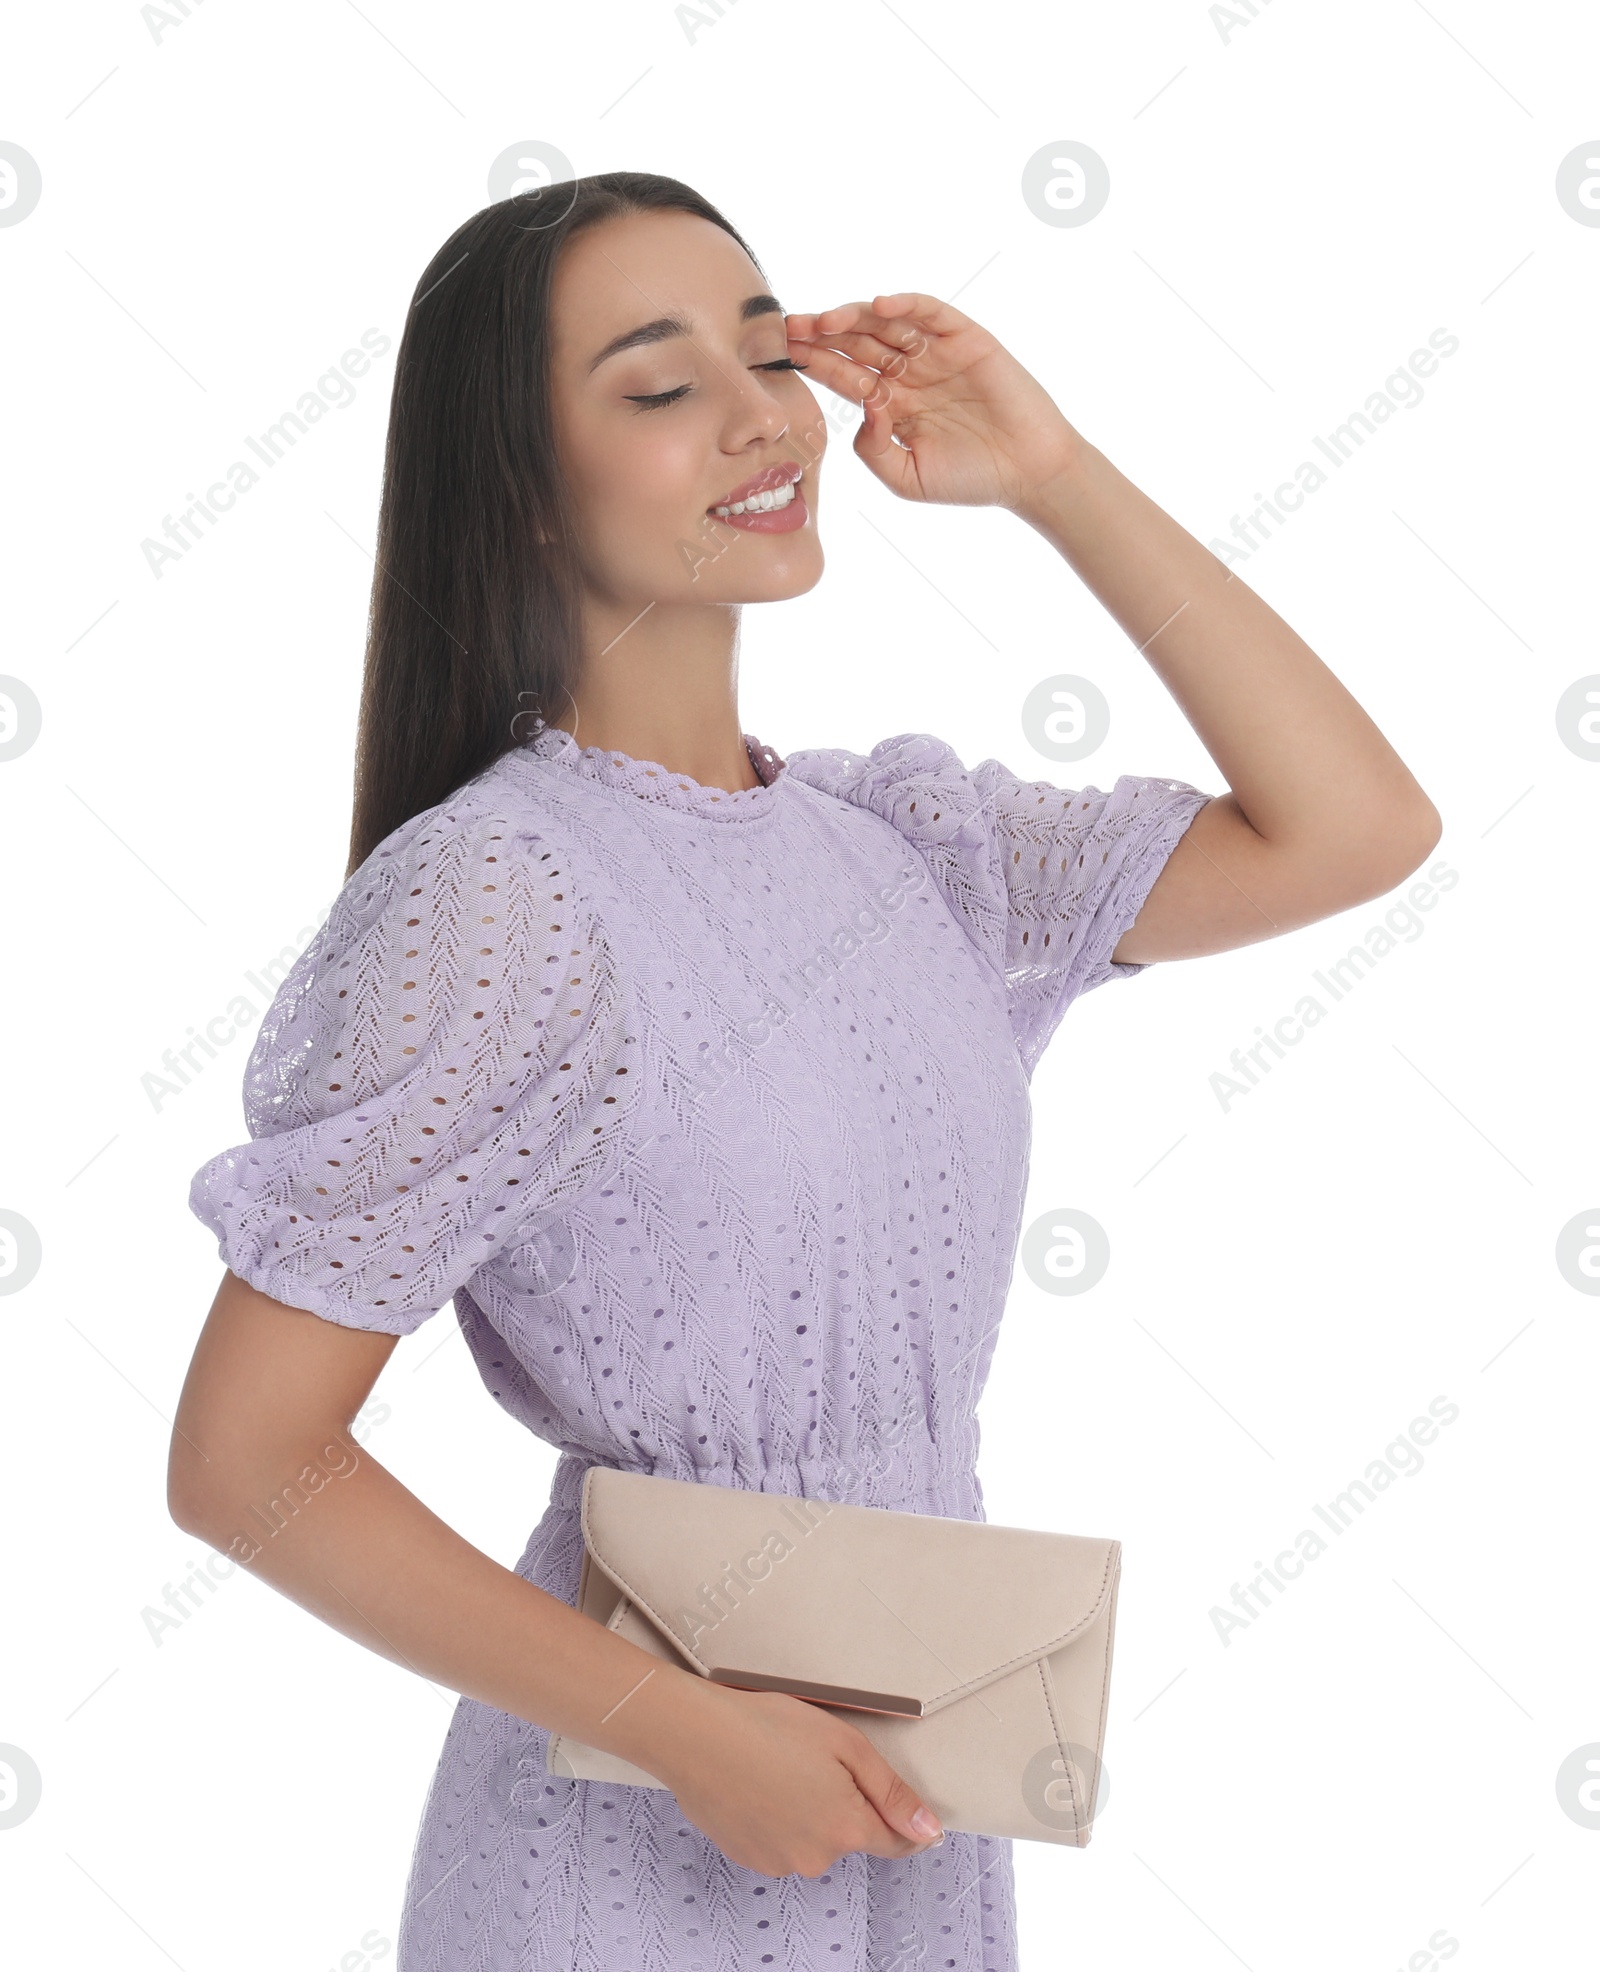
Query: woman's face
547 208 828 612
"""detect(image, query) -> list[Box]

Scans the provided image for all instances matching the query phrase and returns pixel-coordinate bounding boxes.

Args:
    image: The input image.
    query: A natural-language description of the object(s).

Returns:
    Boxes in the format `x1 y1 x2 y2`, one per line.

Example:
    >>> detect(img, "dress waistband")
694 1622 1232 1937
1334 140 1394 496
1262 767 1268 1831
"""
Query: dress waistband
546 1447 983 1517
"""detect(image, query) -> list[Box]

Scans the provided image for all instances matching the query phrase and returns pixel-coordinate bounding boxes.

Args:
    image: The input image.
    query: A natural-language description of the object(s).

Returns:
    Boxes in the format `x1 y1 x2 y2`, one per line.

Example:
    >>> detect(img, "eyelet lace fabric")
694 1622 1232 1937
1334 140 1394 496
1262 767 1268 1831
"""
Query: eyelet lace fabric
189 721 1212 1972
520 717 788 819
780 733 1214 1078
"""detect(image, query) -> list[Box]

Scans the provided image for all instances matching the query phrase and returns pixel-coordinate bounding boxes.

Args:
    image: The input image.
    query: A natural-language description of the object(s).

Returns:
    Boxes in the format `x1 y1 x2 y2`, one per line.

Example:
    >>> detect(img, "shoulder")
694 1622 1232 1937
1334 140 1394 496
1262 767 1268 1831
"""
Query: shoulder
192 750 645 1336
321 748 591 958
781 731 966 793
239 753 608 1134
781 733 994 850
781 732 1204 850
351 748 570 894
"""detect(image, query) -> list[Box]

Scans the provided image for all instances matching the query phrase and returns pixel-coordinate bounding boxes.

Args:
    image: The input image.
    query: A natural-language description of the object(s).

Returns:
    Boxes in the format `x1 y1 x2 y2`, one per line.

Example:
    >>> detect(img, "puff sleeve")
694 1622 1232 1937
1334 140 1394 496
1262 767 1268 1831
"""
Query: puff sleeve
188 793 643 1336
784 733 1214 1078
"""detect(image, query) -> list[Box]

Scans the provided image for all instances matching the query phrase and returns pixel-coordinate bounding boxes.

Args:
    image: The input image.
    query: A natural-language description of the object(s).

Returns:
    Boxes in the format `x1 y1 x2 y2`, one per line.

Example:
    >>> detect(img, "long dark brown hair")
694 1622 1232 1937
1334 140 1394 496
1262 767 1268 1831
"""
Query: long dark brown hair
345 171 765 876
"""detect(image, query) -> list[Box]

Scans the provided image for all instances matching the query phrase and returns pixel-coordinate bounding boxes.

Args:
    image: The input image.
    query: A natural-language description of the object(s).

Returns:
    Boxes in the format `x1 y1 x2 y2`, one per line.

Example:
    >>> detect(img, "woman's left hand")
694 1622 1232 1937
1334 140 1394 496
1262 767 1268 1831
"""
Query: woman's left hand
785 293 1082 510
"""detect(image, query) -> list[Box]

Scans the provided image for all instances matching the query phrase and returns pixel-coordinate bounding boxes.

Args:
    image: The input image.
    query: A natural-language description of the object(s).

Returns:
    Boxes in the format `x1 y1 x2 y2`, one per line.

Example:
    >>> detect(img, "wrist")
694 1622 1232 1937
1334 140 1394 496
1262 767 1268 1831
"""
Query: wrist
589 1654 720 1778
1009 436 1100 536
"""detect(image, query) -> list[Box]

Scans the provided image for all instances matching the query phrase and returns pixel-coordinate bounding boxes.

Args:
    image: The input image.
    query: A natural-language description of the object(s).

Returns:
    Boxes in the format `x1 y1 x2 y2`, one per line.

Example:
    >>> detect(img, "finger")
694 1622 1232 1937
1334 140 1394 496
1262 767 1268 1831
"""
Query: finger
847 1819 936 1863
788 339 883 406
802 299 880 338
855 395 922 500
796 327 919 379
803 299 929 347
832 1733 943 1849
869 291 972 336
802 296 965 347
835 1785 937 1863
784 339 920 495
792 308 925 352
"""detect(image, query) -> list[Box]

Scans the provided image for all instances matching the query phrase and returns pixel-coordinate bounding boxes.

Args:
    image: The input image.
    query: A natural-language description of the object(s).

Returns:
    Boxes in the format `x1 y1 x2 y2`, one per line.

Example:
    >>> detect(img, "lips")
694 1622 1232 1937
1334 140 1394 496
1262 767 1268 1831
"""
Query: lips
707 461 804 515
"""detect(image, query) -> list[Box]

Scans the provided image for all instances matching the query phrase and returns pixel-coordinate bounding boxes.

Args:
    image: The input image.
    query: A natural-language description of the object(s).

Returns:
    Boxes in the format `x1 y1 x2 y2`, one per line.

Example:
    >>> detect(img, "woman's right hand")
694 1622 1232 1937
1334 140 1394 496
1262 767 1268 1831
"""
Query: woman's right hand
641 1677 945 1879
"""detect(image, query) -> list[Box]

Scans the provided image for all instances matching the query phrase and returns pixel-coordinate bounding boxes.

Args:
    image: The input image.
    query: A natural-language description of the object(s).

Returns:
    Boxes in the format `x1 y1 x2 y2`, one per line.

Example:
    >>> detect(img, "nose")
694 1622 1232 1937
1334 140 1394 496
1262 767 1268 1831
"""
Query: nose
719 365 790 451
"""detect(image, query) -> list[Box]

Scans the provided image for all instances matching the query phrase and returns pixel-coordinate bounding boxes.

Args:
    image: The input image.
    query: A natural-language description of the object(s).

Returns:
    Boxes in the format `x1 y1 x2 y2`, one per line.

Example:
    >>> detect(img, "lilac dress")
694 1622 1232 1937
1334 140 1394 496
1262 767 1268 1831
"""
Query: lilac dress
189 717 1210 1972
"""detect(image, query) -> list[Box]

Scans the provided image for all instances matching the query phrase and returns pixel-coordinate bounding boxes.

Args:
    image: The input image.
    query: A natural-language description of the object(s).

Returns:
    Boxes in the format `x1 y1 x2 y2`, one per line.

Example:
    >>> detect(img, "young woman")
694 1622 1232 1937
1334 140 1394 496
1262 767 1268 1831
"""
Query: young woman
170 172 1440 1971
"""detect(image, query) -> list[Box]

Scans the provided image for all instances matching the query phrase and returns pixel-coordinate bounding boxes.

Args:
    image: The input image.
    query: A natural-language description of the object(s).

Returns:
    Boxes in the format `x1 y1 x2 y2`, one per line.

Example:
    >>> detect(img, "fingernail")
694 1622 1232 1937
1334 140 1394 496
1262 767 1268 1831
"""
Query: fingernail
911 1807 942 1839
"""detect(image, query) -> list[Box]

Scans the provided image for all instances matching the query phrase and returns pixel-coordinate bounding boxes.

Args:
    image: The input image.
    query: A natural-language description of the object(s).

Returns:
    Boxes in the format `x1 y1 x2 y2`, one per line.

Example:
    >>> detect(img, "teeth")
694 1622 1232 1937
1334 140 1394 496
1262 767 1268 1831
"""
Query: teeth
713 478 797 517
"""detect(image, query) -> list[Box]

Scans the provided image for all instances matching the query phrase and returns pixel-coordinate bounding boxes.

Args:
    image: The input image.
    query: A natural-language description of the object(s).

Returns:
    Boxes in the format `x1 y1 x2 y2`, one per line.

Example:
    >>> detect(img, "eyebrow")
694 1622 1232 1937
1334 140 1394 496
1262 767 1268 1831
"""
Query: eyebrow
588 293 783 372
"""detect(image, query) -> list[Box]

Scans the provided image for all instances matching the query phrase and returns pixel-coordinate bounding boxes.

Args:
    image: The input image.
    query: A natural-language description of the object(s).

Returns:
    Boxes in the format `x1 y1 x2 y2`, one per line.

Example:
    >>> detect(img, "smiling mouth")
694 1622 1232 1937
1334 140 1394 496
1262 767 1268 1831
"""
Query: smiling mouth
709 462 804 517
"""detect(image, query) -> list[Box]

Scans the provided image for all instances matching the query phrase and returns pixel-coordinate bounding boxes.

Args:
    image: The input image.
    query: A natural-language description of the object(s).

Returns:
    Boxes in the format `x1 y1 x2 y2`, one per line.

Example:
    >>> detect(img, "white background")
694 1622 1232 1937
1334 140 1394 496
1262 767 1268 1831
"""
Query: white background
3 2 1597 1967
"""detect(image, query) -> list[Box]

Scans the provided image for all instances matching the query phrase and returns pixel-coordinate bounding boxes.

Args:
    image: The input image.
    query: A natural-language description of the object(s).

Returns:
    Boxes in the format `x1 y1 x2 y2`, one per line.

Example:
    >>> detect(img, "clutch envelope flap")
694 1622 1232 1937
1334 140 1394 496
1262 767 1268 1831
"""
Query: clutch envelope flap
580 1467 1119 1719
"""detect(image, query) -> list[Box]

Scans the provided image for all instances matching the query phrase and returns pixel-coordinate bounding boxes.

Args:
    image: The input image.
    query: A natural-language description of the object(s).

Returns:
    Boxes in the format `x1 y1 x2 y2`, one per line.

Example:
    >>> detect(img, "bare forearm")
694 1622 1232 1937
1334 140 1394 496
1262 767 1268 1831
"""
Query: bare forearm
173 1438 711 1773
1014 438 1439 858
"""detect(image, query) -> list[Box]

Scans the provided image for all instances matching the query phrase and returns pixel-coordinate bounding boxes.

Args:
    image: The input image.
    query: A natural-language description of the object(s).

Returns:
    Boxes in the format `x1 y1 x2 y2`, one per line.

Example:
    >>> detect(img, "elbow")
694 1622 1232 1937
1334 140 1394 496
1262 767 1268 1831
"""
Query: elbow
167 1455 221 1543
1292 797 1445 918
166 1415 237 1544
1384 795 1445 886
1343 791 1442 882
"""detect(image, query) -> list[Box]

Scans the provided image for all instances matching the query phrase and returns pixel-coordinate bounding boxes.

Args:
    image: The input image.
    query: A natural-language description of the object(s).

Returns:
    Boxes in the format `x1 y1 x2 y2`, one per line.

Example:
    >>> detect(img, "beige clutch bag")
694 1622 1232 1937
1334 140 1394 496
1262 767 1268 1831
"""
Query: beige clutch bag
544 1466 1120 1847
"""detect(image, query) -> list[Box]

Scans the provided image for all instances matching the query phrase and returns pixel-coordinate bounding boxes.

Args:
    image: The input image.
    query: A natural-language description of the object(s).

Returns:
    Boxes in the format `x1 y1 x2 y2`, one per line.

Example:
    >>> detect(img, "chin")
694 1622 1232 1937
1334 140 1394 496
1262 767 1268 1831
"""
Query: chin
715 540 826 604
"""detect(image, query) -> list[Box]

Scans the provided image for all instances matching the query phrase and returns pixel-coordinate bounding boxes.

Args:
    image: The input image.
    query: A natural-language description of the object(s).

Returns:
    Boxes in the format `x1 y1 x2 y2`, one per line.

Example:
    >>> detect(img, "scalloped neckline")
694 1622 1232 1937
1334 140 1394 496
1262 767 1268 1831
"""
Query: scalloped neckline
513 717 789 821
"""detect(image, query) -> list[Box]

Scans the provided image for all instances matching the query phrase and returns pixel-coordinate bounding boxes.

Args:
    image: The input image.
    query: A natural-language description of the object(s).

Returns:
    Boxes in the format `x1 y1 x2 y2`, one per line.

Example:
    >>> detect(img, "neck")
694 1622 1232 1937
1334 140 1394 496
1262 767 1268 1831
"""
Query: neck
544 595 762 792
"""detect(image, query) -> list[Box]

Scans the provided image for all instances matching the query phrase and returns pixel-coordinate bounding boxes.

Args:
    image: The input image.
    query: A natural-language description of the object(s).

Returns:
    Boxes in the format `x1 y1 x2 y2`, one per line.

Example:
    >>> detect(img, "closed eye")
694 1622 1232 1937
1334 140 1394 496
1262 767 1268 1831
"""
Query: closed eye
625 357 810 412
624 384 693 410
